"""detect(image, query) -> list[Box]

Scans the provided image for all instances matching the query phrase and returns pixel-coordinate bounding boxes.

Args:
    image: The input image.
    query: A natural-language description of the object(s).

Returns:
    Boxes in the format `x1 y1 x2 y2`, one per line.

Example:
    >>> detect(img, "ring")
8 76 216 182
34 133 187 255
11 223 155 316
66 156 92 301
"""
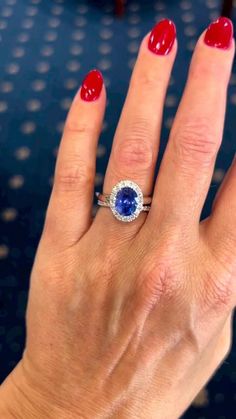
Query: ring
96 180 151 222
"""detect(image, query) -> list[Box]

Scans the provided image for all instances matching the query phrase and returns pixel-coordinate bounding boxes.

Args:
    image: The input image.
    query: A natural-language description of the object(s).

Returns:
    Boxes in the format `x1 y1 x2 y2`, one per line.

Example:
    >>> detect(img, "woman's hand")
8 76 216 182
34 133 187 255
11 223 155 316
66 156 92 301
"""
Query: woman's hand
0 17 235 419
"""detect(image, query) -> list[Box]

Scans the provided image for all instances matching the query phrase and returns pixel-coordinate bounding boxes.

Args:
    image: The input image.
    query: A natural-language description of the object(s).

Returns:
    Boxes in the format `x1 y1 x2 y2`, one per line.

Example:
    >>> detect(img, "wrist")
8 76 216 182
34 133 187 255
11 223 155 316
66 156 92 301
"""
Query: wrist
0 362 56 419
0 361 97 419
0 366 39 419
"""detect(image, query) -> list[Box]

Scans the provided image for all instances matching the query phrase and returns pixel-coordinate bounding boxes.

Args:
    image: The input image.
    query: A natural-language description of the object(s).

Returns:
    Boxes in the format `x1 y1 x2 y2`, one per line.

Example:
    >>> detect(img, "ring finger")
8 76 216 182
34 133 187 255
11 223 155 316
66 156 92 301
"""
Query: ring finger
96 19 177 230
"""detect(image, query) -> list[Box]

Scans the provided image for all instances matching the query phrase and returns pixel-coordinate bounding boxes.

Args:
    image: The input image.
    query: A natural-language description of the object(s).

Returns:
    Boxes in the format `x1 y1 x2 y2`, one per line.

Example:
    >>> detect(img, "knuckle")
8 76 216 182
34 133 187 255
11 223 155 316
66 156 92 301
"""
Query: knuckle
131 69 163 90
138 260 178 310
66 121 87 135
202 272 232 312
65 119 99 138
189 60 229 86
55 160 93 192
172 118 217 167
113 122 153 174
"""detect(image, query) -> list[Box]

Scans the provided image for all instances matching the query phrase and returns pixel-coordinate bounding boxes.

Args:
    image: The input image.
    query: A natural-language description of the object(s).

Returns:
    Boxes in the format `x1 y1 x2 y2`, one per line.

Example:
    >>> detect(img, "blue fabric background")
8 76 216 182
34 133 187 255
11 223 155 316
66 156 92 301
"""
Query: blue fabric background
0 0 235 417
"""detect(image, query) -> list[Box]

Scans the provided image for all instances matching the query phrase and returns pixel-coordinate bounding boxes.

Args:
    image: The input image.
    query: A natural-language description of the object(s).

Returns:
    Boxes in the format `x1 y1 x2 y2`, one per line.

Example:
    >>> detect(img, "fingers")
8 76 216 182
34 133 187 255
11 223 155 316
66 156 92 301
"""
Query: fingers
201 155 236 274
96 19 177 226
43 70 106 247
149 18 234 229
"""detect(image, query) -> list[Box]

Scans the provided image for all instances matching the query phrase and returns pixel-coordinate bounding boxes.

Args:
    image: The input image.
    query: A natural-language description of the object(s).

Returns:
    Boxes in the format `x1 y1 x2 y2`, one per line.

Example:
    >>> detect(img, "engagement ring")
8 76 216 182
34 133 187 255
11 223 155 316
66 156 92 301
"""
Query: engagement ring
96 180 151 222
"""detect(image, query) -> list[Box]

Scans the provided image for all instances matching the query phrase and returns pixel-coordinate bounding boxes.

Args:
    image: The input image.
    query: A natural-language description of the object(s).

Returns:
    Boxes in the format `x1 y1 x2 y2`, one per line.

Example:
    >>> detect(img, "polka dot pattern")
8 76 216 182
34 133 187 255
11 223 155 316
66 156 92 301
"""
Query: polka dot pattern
1 208 18 222
0 2 235 417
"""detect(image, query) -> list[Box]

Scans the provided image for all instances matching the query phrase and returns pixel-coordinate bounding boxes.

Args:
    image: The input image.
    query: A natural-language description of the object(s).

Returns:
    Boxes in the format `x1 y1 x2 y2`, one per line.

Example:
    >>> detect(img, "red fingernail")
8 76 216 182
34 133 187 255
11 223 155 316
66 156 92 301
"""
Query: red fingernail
148 19 176 55
204 17 233 49
80 69 103 101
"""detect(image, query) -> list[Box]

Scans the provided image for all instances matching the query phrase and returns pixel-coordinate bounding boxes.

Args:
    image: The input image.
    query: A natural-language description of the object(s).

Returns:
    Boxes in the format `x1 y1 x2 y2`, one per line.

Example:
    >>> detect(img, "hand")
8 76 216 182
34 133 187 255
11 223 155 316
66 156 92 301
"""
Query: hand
0 17 235 419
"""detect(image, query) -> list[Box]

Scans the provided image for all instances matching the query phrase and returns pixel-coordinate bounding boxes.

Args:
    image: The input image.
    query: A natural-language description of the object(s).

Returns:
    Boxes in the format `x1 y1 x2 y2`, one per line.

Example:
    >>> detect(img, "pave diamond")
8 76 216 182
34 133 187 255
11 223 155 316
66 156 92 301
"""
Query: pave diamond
110 180 143 222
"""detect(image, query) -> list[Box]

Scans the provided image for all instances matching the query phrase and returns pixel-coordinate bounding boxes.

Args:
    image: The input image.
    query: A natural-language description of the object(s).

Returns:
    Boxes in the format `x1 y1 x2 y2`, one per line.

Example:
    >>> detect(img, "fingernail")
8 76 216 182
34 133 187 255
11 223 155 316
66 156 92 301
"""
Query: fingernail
80 69 103 102
204 17 233 49
148 19 176 55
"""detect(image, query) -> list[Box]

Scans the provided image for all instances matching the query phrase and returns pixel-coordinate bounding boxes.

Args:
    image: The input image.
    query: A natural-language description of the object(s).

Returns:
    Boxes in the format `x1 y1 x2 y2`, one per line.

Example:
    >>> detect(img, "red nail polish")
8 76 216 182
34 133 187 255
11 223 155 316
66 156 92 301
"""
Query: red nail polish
204 17 233 49
80 69 103 101
148 19 176 55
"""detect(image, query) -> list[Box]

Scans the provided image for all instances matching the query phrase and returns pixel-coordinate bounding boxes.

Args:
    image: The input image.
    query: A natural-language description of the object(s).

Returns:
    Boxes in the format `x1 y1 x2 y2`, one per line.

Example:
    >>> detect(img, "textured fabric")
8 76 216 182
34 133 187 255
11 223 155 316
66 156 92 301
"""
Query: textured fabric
0 0 235 417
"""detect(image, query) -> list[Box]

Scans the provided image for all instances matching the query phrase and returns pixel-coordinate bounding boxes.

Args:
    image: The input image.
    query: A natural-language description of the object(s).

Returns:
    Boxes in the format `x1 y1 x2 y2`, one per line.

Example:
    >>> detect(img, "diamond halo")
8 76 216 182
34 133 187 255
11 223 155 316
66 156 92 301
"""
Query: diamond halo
109 180 143 222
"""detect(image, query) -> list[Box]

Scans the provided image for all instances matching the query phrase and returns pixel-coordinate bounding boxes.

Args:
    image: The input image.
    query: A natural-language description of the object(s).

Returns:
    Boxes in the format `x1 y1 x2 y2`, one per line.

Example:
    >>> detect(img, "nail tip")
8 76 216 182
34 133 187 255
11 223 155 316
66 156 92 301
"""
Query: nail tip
204 16 233 49
80 69 103 102
218 16 234 35
148 18 176 56
85 68 103 75
86 68 104 81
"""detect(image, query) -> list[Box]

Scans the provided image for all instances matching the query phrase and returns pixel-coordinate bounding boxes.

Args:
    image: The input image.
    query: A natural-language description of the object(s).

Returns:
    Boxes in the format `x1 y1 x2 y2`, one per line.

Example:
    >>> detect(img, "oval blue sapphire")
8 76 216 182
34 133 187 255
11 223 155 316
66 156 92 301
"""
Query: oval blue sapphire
115 187 138 217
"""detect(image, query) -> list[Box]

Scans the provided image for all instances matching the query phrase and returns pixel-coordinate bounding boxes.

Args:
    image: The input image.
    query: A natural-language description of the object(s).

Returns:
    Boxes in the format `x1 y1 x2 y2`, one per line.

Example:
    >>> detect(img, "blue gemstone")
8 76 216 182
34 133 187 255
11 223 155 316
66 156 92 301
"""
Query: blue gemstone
115 187 138 217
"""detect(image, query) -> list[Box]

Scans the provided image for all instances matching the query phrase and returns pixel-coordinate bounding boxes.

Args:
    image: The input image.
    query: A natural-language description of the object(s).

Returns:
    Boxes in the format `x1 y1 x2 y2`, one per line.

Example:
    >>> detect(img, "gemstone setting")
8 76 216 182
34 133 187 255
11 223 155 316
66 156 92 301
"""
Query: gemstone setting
110 180 143 222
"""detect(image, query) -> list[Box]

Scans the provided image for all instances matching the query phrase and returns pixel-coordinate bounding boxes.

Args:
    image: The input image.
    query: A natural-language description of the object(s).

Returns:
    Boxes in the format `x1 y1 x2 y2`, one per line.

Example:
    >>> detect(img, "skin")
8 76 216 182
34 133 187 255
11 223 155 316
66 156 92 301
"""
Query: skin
0 27 235 419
